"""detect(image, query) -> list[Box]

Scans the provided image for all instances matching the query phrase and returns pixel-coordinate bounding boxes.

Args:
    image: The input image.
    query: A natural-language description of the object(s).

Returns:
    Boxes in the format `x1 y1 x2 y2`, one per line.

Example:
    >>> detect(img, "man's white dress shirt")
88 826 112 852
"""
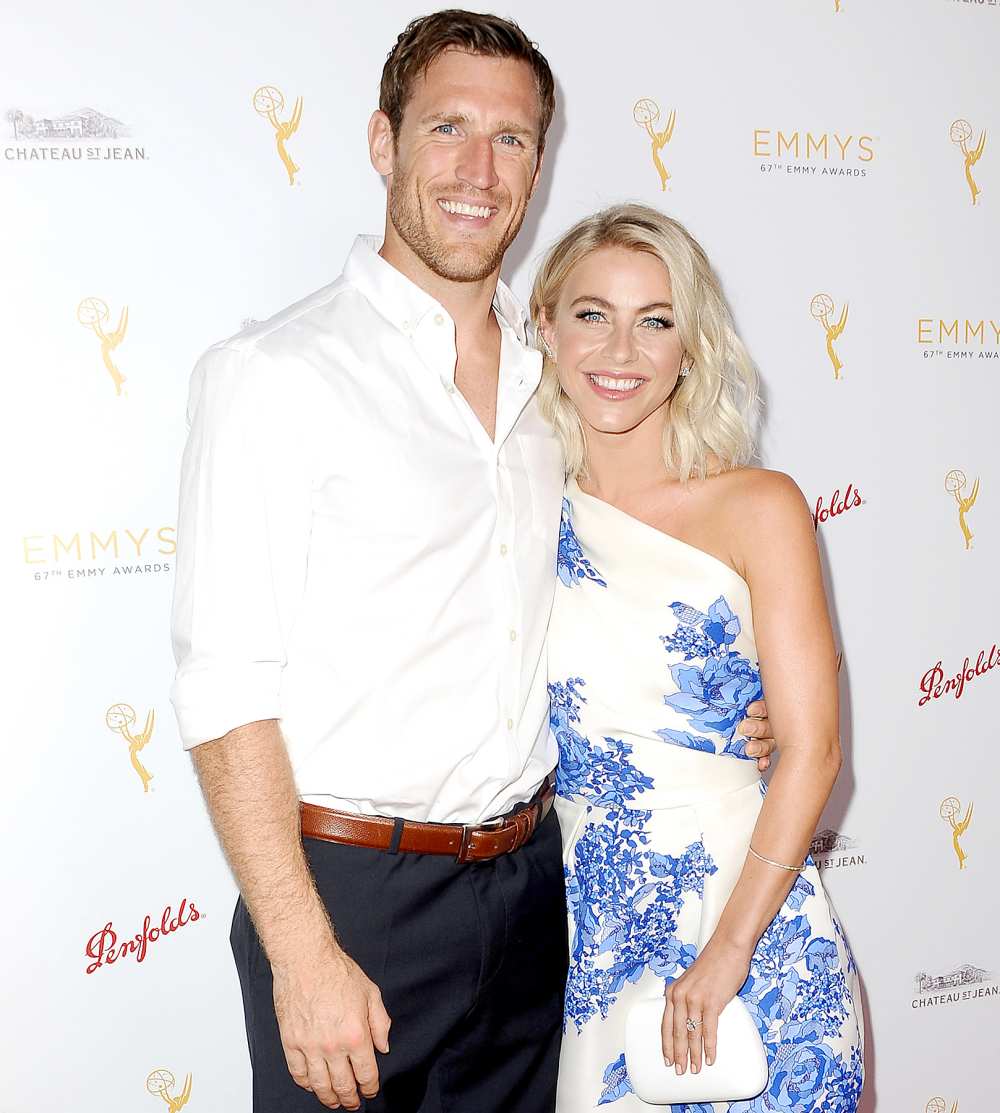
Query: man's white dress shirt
170 236 564 824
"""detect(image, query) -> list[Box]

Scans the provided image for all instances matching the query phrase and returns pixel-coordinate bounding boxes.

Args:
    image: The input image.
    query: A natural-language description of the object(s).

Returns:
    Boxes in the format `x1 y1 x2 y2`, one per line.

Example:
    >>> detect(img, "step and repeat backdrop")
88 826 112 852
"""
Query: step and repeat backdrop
1 0 996 1109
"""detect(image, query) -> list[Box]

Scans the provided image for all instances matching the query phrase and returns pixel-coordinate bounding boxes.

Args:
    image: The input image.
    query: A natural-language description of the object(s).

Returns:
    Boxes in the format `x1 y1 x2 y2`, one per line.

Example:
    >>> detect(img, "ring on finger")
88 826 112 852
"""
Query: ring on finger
685 1016 702 1033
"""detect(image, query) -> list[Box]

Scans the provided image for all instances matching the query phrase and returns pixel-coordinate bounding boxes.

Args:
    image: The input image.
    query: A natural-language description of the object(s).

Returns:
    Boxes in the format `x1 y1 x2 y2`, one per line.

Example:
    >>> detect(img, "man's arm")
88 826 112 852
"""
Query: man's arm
171 346 387 1110
193 719 389 1111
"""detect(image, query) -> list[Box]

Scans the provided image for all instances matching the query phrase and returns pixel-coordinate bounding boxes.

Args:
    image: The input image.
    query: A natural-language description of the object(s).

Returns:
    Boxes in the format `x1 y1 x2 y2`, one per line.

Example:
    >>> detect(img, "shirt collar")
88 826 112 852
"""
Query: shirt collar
343 234 533 347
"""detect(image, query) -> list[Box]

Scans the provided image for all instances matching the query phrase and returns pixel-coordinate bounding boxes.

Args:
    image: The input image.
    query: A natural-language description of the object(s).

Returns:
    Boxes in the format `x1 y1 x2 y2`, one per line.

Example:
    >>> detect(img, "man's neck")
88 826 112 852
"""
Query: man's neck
379 224 502 341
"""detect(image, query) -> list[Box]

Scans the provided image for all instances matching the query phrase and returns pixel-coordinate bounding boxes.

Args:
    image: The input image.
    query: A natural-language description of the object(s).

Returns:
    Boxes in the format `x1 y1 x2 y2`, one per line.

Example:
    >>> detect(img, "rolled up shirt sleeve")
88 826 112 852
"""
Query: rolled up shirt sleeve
170 342 315 749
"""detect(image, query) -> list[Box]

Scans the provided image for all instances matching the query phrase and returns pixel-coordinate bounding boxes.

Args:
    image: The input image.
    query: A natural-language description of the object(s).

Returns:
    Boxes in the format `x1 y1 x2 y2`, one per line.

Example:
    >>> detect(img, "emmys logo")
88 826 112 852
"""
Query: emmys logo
918 643 999 707
945 469 979 549
253 85 303 185
950 118 986 205
77 297 128 396
754 130 875 179
810 294 849 378
834 0 842 9
940 796 974 870
147 1068 192 1112
912 963 998 1008
812 483 863 529
106 703 154 793
926 1101 958 1113
917 316 1000 360
85 897 202 974
23 525 175 581
809 828 864 870
4 105 146 161
633 99 676 191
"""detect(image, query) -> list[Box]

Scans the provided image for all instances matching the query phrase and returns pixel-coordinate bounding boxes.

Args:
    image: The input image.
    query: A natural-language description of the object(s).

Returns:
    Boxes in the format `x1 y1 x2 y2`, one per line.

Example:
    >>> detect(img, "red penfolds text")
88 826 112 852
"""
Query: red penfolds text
813 484 862 529
919 645 1000 707
85 898 201 974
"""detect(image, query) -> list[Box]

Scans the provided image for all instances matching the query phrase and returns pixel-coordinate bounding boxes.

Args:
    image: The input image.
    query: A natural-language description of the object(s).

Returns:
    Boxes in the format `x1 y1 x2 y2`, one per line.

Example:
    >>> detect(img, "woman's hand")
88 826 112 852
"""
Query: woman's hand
661 937 753 1075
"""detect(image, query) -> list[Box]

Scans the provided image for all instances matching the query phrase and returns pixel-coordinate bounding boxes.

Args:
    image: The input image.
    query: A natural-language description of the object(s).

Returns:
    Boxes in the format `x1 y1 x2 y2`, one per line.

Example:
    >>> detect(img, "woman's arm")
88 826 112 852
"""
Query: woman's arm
663 470 841 1075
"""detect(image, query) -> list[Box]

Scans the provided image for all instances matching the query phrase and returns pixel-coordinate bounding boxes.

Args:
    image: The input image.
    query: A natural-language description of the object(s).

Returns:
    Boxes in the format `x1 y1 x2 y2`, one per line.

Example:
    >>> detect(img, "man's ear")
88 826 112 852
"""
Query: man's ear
368 110 395 177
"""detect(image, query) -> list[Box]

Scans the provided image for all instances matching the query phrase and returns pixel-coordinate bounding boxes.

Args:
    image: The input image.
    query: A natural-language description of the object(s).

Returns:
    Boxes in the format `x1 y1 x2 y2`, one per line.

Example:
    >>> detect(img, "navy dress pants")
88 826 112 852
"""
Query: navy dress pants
231 807 568 1112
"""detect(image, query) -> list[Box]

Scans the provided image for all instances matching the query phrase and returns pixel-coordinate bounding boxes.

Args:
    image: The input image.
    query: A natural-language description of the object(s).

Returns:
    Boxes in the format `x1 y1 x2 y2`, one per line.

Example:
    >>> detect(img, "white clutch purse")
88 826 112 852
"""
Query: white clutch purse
624 995 769 1105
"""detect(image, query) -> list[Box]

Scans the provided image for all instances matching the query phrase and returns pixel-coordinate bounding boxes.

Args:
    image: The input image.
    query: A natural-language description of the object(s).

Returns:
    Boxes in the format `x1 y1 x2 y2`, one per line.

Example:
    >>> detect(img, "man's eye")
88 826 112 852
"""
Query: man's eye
498 135 523 147
435 124 457 135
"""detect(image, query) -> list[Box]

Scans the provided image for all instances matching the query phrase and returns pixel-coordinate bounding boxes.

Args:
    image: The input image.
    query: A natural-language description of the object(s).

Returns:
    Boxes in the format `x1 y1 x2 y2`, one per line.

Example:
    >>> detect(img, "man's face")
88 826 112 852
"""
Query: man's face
379 50 544 283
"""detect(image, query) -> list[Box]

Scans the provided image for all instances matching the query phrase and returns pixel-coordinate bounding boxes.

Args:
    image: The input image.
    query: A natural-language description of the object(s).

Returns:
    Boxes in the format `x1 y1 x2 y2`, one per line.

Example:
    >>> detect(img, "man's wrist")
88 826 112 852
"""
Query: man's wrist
256 903 341 972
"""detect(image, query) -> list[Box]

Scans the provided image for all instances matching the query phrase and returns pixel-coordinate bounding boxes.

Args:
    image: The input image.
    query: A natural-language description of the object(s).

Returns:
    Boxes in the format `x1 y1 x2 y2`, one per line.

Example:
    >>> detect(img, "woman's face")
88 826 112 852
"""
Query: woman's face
541 245 686 439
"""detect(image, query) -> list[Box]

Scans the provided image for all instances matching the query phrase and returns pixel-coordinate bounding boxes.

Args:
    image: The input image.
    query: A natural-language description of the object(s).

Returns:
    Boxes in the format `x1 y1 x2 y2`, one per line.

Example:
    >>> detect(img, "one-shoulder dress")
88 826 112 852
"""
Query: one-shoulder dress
549 478 864 1112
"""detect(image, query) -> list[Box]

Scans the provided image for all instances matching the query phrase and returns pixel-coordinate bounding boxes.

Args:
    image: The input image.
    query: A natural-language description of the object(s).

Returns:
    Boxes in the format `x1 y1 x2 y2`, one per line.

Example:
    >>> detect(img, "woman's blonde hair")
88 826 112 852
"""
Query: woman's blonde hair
529 202 759 481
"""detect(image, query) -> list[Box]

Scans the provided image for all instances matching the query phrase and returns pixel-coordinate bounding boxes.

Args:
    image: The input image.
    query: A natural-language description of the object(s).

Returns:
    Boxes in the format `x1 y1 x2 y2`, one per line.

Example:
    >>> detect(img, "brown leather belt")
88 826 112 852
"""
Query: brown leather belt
300 772 557 864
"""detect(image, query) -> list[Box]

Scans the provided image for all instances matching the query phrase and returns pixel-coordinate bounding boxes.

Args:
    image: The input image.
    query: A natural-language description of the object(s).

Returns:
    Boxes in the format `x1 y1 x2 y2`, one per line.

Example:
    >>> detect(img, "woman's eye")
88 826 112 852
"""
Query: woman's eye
642 316 674 330
575 310 605 323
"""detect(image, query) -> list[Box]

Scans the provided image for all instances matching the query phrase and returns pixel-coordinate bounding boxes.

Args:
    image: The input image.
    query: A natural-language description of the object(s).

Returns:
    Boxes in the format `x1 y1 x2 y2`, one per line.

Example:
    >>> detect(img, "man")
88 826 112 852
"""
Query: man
170 11 775 1112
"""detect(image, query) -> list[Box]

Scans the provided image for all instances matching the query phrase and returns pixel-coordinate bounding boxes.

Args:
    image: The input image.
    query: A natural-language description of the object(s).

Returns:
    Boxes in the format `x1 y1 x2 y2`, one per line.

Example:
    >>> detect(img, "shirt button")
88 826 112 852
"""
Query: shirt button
500 543 508 556
507 718 514 730
509 629 517 642
434 313 445 326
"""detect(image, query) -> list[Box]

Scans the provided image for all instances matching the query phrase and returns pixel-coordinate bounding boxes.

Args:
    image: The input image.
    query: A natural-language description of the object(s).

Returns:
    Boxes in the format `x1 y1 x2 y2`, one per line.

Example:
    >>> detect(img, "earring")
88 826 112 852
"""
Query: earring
678 364 691 379
538 332 555 360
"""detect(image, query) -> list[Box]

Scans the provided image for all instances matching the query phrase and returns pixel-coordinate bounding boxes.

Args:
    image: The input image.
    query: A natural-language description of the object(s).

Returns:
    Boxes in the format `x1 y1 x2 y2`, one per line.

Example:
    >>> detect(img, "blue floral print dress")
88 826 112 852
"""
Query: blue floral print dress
550 479 863 1112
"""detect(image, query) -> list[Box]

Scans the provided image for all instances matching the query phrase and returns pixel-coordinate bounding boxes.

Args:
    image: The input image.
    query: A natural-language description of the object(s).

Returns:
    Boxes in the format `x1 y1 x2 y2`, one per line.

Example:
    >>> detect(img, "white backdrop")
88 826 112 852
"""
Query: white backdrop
2 1 996 1110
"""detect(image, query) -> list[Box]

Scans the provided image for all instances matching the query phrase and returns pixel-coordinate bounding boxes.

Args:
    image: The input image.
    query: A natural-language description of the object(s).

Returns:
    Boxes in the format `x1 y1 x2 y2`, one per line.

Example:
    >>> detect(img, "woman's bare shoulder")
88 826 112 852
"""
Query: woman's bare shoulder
708 467 809 518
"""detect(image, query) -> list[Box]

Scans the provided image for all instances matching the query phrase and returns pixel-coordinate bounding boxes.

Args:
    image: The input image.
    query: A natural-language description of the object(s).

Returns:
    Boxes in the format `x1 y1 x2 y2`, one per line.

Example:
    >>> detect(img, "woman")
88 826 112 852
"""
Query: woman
532 204 863 1111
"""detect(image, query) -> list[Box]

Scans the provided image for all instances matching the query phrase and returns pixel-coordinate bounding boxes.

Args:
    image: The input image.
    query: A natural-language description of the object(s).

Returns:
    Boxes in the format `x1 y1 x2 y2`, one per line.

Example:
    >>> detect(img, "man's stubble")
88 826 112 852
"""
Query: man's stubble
387 161 528 284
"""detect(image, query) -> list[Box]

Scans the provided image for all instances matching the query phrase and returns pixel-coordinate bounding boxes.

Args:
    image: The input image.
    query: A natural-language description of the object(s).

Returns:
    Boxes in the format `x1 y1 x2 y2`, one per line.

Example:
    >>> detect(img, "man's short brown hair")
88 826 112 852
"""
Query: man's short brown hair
380 9 555 153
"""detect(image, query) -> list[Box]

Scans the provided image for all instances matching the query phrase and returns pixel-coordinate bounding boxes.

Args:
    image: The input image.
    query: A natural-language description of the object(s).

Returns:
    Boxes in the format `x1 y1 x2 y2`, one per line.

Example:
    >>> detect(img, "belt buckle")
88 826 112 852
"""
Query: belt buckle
456 823 477 864
457 812 508 864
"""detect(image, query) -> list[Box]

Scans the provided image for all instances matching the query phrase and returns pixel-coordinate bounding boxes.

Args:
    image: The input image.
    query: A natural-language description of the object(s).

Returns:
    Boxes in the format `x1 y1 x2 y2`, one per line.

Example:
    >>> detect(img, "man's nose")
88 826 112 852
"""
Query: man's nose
455 135 500 192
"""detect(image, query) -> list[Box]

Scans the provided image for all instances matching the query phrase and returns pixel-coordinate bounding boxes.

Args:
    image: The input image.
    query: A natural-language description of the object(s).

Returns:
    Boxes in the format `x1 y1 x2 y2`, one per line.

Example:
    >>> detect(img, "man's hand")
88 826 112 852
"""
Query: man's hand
738 699 775 772
273 945 391 1110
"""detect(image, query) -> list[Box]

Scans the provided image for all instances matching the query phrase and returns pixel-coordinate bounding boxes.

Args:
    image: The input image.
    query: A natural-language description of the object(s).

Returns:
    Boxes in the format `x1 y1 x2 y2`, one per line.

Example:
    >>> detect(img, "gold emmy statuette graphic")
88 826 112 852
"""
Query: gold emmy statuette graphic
810 294 849 379
77 297 128 396
950 118 986 206
834 0 842 10
926 1099 959 1113
106 703 155 793
633 98 676 192
945 469 979 550
939 796 973 870
253 85 303 186
147 1068 193 1112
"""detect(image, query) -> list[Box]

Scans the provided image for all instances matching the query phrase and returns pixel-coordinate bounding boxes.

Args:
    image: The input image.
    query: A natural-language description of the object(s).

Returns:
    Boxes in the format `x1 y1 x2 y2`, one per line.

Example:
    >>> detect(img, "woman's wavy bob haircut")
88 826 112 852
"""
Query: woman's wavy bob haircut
529 203 759 482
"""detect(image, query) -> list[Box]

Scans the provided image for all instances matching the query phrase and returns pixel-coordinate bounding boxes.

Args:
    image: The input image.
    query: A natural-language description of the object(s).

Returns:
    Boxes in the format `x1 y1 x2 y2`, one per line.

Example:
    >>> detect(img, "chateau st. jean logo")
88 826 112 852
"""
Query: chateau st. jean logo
912 963 998 1009
809 828 864 870
5 105 146 161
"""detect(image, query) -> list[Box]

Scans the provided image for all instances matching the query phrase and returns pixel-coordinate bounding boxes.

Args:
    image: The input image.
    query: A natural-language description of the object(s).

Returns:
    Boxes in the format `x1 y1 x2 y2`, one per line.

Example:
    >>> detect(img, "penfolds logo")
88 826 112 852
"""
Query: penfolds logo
919 644 999 707
813 483 863 529
85 897 201 974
